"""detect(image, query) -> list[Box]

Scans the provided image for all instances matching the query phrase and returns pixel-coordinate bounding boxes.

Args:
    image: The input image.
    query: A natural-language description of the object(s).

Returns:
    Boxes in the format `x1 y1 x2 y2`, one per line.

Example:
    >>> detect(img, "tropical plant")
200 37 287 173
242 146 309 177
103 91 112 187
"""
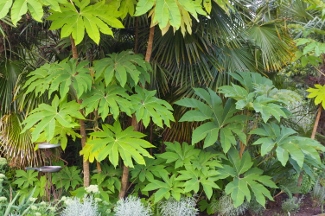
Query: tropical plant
174 71 325 207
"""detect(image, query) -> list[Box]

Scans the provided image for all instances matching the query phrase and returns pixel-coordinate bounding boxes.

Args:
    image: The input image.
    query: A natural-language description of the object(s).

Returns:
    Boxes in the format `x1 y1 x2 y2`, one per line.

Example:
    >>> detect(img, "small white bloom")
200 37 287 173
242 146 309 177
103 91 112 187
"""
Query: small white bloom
85 185 99 194
0 158 7 166
95 197 102 203
29 197 37 202
30 205 38 210
49 206 56 212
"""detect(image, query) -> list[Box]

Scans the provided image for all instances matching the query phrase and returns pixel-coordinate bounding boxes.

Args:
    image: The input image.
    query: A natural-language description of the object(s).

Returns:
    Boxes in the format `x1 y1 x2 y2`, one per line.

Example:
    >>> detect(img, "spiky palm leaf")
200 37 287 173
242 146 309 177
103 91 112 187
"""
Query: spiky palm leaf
0 113 50 168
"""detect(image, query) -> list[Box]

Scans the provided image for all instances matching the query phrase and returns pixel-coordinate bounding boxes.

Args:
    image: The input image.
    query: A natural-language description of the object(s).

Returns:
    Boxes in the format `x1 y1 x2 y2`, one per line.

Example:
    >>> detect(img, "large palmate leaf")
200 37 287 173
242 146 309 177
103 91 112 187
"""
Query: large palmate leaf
135 0 231 35
250 123 325 168
80 121 154 168
307 84 325 108
219 148 277 207
93 51 151 87
142 173 184 203
21 96 84 144
81 83 132 120
157 141 200 169
130 86 174 128
218 72 295 122
47 0 124 44
24 59 92 100
175 88 246 153
175 150 221 199
9 0 65 25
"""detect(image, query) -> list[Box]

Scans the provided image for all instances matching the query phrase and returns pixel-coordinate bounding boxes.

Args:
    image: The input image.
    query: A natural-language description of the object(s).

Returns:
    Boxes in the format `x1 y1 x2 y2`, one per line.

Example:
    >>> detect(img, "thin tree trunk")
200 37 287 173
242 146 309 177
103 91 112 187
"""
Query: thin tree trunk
118 26 155 199
119 165 129 199
145 26 155 62
70 36 90 187
297 105 322 193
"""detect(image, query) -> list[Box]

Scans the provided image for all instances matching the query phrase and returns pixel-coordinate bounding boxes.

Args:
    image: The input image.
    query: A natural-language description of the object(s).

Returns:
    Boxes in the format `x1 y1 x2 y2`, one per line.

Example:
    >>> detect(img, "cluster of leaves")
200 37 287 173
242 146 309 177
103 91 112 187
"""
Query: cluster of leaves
130 142 221 203
134 0 232 35
21 51 174 167
174 71 325 207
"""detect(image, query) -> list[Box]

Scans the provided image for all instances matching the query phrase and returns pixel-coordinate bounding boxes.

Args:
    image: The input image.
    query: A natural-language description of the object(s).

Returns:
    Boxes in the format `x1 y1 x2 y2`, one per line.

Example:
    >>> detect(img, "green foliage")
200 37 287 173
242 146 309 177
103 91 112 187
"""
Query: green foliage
251 123 325 168
48 0 124 45
175 88 247 152
21 96 84 149
218 72 296 123
12 170 46 201
131 86 174 128
133 142 221 203
13 170 38 190
135 0 231 35
91 163 121 194
307 84 325 108
93 51 151 88
52 166 82 191
281 196 302 213
80 121 154 167
81 83 132 120
219 148 277 207
24 59 92 100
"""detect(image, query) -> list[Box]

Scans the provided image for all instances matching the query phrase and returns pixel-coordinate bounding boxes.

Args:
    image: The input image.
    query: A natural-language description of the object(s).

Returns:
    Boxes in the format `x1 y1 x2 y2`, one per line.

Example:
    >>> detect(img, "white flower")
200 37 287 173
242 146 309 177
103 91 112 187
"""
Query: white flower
49 206 56 212
95 198 102 203
29 197 37 202
0 158 7 166
0 196 7 202
85 185 99 194
30 205 38 210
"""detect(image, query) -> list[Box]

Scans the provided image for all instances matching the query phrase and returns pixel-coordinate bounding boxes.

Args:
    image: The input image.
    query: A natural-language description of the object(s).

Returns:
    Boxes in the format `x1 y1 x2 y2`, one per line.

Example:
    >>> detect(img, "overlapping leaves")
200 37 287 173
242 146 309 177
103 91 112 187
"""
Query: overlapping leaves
80 121 154 168
135 0 232 35
93 51 151 88
47 0 124 44
24 59 92 100
219 148 277 207
81 83 132 120
307 84 325 108
175 88 246 153
131 87 174 128
218 72 294 122
138 142 221 202
21 96 84 144
250 123 325 168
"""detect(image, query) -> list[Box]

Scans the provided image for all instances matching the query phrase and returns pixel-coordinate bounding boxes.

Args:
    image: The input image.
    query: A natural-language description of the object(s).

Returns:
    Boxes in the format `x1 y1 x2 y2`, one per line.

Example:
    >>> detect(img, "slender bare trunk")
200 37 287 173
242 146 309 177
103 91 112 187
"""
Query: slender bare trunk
70 36 90 187
118 26 155 198
145 27 155 62
297 105 322 194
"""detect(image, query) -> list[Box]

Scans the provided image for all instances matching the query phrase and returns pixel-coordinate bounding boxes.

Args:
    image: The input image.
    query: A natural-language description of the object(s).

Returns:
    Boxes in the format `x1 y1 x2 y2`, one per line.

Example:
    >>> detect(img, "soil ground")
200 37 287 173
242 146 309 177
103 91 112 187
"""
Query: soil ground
255 193 323 216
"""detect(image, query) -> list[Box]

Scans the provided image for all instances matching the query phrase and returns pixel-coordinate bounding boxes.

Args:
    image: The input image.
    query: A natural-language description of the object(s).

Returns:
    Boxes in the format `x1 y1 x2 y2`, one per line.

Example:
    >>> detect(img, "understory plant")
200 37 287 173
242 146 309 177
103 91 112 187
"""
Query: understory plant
60 196 99 216
114 196 152 216
171 71 325 208
311 179 325 212
158 197 199 216
281 196 303 214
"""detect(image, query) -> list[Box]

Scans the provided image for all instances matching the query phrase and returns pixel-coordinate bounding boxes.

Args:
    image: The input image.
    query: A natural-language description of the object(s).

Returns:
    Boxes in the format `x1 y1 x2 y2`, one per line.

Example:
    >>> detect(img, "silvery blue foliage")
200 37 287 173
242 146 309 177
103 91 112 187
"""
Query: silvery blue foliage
60 196 100 216
159 197 199 216
217 194 248 216
114 196 152 216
